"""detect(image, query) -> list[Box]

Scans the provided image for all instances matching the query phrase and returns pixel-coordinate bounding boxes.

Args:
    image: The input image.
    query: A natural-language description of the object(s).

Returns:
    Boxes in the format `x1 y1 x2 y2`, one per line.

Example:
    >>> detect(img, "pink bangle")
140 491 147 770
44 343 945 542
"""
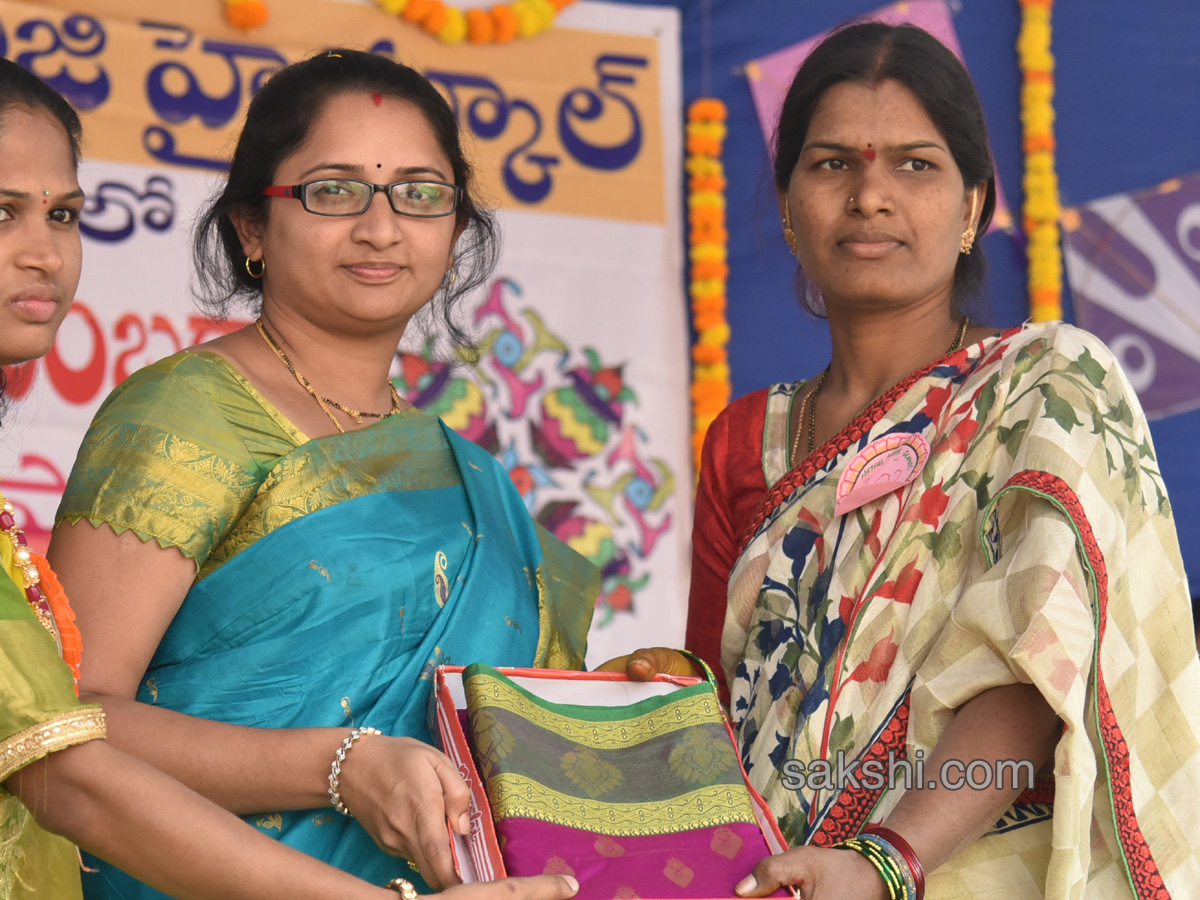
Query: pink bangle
862 826 925 900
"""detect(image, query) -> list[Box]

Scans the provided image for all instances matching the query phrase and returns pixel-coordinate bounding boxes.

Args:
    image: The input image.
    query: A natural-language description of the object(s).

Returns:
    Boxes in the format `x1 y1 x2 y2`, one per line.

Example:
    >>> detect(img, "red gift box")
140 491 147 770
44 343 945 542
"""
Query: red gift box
433 665 795 898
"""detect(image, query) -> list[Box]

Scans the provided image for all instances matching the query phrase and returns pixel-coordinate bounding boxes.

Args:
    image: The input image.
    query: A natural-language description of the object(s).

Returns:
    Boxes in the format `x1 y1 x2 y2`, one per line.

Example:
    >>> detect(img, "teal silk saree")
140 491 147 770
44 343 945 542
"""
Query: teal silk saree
56 352 597 898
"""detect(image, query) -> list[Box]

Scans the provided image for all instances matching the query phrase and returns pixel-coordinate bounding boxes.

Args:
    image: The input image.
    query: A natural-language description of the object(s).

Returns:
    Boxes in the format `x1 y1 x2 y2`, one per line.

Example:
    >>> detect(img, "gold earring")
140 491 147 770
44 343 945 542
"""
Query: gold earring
245 256 265 279
442 265 457 289
782 199 798 255
960 192 980 255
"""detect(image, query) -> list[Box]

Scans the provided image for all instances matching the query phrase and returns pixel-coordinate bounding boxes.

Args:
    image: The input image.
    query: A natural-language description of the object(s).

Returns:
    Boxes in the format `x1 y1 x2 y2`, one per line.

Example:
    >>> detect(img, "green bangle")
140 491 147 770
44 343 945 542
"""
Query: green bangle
859 833 918 900
833 838 907 900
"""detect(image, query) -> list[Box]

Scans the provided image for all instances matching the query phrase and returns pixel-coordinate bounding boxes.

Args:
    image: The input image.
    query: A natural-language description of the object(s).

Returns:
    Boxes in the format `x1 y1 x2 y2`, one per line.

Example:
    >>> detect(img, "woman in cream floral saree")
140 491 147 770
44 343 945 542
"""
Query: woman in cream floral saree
678 22 1200 900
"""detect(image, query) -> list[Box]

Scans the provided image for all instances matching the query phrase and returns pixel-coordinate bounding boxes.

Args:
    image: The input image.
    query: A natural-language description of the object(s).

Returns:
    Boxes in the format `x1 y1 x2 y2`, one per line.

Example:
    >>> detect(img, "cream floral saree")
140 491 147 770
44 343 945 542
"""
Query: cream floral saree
726 323 1200 899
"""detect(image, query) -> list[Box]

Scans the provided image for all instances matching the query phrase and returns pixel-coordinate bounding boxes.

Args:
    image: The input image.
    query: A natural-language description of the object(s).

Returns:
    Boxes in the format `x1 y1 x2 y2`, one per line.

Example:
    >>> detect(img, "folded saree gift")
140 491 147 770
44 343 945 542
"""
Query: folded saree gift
435 664 790 900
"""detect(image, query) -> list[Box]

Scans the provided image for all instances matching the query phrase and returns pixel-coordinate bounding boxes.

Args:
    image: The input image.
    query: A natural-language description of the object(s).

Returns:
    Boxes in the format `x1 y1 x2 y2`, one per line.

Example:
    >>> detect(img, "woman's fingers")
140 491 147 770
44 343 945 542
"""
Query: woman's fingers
593 648 700 680
433 752 473 836
627 647 699 680
735 848 815 897
735 847 888 900
412 800 459 889
404 750 469 889
592 653 633 673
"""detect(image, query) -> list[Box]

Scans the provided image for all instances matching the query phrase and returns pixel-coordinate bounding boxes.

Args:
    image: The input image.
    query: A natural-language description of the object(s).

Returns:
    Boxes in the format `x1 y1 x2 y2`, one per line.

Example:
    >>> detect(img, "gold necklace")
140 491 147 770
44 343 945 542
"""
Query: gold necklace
256 320 401 435
791 317 970 465
0 485 61 651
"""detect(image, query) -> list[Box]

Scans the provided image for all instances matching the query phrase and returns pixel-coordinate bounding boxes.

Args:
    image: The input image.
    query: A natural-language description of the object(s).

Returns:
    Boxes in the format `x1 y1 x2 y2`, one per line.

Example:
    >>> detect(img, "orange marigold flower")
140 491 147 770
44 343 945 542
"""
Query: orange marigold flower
1023 133 1056 154
686 136 721 156
691 225 728 246
687 99 728 123
422 0 448 32
691 260 729 281
692 344 728 366
466 8 494 42
403 0 431 21
689 207 723 230
1031 287 1060 305
691 294 727 316
225 0 268 29
493 5 519 42
689 175 727 194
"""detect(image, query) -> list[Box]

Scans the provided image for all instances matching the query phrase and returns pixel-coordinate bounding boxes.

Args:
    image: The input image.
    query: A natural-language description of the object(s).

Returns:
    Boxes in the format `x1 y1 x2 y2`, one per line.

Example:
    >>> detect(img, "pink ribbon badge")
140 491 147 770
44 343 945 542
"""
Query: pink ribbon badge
835 433 930 517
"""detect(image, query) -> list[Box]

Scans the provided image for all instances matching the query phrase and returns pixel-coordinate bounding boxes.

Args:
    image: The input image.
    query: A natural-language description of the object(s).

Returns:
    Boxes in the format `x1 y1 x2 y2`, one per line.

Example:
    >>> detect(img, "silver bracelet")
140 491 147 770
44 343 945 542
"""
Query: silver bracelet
328 726 382 816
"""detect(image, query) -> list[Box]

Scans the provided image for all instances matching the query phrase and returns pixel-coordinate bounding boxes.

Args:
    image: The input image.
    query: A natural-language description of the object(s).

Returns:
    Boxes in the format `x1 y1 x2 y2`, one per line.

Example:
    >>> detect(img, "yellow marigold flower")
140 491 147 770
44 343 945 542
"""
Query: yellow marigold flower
699 322 731 345
438 6 467 41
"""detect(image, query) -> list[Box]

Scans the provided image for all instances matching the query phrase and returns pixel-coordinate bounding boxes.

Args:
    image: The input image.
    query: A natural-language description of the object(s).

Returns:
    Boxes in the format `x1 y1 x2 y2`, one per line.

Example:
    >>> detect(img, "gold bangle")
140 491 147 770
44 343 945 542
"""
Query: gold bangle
386 878 419 899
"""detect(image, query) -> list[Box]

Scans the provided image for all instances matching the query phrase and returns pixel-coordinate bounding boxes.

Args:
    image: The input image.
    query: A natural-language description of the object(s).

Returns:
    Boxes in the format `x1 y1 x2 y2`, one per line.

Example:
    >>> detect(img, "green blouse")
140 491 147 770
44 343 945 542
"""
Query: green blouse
1 529 105 897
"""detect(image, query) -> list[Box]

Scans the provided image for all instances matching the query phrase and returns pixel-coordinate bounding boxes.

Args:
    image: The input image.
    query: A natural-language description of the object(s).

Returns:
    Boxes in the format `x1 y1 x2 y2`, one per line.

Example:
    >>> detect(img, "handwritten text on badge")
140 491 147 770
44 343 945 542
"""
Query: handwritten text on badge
835 433 930 516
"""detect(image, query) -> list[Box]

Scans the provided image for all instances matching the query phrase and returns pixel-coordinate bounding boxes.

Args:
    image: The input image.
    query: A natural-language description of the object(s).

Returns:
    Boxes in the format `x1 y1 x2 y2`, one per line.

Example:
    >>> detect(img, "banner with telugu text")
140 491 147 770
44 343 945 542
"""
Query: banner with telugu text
0 0 688 666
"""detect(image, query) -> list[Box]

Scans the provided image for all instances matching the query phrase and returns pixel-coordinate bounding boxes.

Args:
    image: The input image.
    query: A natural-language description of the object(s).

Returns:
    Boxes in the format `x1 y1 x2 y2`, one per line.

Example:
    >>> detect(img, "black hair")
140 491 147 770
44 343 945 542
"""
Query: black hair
773 22 996 316
0 58 85 427
0 58 83 166
192 49 497 349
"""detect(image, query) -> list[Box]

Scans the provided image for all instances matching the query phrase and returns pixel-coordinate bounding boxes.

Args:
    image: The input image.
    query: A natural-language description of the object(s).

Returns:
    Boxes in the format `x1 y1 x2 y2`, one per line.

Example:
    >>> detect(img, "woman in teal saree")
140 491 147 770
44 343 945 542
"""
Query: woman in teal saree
49 50 597 899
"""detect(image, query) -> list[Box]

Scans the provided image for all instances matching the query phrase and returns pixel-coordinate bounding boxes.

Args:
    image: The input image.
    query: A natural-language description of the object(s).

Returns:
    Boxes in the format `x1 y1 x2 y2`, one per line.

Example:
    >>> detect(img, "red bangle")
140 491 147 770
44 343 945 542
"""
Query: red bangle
861 826 925 900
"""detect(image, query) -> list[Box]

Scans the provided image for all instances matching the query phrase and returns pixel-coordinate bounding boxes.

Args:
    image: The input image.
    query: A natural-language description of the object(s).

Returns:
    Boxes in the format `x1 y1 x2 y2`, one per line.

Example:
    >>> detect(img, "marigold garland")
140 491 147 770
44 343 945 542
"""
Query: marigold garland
687 99 731 472
222 0 572 40
373 0 574 44
1018 0 1062 321
33 554 83 694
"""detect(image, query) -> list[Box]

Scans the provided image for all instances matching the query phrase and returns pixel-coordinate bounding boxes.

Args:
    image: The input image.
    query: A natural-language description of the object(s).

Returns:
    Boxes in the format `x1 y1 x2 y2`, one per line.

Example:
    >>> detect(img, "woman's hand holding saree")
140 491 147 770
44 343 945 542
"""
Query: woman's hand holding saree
731 683 1059 899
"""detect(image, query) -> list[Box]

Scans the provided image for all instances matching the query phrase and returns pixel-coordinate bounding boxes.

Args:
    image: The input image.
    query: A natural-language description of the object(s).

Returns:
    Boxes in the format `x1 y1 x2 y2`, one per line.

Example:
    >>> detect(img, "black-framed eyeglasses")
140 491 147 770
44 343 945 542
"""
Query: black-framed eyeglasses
262 179 462 218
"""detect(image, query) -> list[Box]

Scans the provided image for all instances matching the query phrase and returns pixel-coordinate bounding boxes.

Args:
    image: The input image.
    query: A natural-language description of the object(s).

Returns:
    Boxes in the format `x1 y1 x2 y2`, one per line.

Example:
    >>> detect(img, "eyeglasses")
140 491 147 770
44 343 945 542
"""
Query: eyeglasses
262 179 462 218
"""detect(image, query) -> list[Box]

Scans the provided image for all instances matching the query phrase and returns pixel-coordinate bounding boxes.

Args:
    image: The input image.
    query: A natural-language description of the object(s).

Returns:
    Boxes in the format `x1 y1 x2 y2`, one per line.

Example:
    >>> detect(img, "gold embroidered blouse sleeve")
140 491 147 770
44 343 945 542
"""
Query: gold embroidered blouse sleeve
0 575 105 782
55 352 293 570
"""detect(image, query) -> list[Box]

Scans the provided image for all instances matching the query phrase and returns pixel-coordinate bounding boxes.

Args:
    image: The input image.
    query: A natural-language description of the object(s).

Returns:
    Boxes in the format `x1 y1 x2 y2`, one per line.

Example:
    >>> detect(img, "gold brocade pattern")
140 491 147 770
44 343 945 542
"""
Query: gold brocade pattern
200 415 456 578
484 773 757 835
472 708 517 779
533 528 599 670
668 728 739 783
59 423 262 565
463 674 720 749
0 709 107 782
560 748 624 797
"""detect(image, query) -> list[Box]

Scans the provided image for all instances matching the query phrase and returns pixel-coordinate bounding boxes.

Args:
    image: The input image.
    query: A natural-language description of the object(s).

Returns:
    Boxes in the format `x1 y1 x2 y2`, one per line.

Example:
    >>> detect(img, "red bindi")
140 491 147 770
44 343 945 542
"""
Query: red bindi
863 146 876 162
372 92 382 106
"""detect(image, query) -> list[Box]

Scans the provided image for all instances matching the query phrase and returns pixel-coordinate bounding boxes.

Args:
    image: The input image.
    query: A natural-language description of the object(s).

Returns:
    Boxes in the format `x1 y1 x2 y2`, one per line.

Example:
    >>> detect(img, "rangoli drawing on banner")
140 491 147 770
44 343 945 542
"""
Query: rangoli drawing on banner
395 277 676 629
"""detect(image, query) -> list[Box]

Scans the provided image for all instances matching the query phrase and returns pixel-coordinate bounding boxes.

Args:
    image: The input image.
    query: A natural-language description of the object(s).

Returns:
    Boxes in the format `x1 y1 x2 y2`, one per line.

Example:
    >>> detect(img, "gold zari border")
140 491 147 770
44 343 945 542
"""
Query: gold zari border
465 675 721 749
0 709 107 782
486 772 757 835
